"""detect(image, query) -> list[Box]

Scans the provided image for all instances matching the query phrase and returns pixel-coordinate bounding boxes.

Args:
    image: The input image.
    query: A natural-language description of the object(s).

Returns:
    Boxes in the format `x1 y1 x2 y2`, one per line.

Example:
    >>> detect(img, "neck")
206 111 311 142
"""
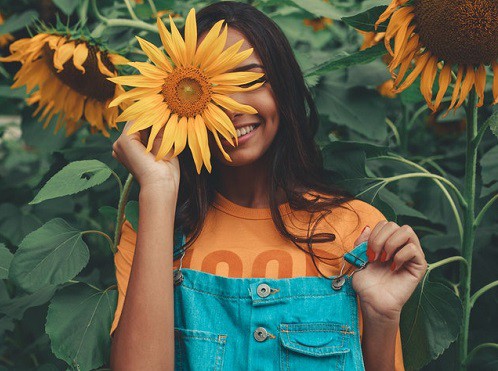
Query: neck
213 154 286 208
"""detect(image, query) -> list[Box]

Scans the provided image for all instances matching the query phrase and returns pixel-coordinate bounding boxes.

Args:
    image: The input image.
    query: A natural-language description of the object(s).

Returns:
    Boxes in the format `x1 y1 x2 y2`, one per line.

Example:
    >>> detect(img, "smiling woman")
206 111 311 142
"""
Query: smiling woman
109 2 427 370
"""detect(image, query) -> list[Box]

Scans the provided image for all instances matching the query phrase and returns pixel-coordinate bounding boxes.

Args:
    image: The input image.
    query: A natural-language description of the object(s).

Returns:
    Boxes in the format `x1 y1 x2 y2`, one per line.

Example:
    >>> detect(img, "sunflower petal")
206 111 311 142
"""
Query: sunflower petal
109 87 161 107
128 62 169 79
96 51 114 77
375 0 402 30
108 75 163 88
156 17 181 68
420 55 438 111
173 116 188 156
116 95 164 122
446 64 465 113
73 43 89 73
146 108 171 151
474 64 486 107
201 24 228 70
136 36 172 73
156 113 178 160
53 41 75 71
194 114 211 172
203 116 232 162
212 82 265 94
127 103 168 135
108 53 130 65
212 94 258 114
393 52 430 92
210 71 265 86
184 8 197 64
194 20 224 66
187 116 204 173
493 61 498 104
205 103 238 146
169 15 187 67
203 39 245 76
455 65 475 109
434 63 452 111
384 7 414 56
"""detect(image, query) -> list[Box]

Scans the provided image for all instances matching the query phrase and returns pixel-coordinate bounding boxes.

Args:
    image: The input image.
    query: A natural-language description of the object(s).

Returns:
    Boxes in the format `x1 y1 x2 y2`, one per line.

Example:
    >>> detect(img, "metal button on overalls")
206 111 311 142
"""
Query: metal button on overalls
253 327 269 342
256 283 271 298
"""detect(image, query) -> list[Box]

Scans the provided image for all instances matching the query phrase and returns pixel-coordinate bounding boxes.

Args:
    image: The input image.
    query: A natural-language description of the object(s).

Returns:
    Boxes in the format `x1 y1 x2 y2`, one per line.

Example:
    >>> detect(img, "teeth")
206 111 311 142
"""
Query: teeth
236 125 255 138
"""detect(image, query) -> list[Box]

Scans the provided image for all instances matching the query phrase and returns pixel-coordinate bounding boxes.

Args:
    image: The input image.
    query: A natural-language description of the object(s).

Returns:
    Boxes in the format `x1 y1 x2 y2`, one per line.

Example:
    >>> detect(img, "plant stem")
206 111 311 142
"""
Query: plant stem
469 280 498 309
474 193 498 228
385 117 401 146
427 255 468 273
458 88 478 371
400 104 408 154
90 0 158 33
123 0 139 20
81 230 115 254
113 173 134 251
464 343 498 366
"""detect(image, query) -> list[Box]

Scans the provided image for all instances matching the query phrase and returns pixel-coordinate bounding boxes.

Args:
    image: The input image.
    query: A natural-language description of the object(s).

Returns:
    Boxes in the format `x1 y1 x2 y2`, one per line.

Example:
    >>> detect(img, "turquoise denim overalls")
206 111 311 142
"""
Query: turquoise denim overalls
172 231 369 371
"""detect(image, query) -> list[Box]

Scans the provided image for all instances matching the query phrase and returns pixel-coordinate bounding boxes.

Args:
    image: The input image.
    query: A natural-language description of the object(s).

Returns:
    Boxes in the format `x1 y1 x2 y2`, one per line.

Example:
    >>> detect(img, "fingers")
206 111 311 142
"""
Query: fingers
367 220 394 261
383 224 420 261
391 242 427 275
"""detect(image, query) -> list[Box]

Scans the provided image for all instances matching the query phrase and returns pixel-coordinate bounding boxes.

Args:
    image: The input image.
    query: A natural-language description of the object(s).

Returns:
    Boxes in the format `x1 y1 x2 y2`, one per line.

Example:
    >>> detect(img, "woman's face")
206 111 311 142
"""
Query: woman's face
199 27 280 167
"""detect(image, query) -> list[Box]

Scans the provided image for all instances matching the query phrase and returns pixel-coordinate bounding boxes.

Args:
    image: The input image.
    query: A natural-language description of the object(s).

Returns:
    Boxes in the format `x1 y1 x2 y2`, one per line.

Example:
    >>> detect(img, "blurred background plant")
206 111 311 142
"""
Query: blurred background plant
0 0 497 370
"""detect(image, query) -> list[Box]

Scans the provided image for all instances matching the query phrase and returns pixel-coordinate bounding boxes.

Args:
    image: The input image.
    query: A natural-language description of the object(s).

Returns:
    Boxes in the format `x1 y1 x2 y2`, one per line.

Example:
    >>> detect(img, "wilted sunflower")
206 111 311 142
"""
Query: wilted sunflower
375 0 498 112
108 8 264 174
0 32 129 137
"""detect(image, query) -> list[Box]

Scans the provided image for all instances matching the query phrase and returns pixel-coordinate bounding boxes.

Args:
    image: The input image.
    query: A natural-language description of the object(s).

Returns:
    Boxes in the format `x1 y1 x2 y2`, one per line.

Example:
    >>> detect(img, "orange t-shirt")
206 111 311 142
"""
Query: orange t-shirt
111 192 405 370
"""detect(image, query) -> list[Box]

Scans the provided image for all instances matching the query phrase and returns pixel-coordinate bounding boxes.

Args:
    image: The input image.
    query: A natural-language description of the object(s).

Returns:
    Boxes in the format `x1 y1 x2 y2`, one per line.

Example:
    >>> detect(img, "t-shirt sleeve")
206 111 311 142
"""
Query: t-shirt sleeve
349 200 405 371
110 219 137 337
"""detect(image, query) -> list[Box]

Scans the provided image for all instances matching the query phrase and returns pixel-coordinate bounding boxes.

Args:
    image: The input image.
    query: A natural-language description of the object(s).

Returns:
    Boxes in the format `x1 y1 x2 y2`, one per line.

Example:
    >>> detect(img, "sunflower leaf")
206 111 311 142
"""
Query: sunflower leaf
52 0 79 15
304 43 386 76
341 6 388 32
8 218 89 293
46 283 117 370
486 110 498 140
124 201 139 231
0 10 38 34
287 0 351 19
400 275 463 369
29 160 112 205
0 243 13 279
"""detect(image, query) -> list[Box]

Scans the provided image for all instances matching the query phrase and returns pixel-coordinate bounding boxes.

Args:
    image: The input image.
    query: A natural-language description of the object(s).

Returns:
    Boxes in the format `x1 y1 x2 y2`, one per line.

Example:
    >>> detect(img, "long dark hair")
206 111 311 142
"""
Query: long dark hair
175 1 358 279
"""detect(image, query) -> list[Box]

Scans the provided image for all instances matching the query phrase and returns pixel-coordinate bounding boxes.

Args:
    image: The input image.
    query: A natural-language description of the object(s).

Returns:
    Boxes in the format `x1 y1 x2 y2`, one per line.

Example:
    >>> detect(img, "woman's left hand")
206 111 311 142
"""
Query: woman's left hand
352 221 428 321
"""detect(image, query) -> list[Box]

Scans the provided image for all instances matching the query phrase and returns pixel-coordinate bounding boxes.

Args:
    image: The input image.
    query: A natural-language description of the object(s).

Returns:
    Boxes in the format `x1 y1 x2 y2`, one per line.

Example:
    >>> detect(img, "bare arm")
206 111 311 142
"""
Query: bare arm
110 184 178 370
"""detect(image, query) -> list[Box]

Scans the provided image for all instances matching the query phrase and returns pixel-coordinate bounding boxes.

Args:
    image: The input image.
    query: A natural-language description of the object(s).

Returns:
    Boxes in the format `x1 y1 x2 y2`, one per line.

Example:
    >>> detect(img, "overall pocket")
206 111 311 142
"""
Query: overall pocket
279 322 351 371
174 327 227 371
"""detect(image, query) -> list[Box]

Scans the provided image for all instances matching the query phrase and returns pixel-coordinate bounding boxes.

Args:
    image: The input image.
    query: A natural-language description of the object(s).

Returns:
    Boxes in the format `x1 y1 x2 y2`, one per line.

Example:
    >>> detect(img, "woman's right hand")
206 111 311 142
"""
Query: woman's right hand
112 121 180 193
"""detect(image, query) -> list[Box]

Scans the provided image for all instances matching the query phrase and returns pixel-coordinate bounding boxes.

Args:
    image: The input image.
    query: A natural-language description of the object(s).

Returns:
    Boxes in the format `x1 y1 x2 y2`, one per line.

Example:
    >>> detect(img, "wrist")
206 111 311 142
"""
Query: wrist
140 183 178 201
360 303 401 325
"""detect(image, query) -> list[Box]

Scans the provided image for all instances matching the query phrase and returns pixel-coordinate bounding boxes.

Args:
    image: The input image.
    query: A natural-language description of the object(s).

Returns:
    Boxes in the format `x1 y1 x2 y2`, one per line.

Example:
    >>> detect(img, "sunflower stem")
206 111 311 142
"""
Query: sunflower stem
90 0 158 33
123 0 140 21
400 104 409 154
113 173 134 252
458 88 478 371
81 230 115 254
146 0 158 16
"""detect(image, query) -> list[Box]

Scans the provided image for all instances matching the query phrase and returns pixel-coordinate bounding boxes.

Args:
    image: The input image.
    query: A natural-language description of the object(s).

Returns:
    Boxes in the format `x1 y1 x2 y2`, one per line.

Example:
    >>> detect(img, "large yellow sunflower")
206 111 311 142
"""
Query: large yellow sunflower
108 8 264 174
0 32 129 137
375 0 498 113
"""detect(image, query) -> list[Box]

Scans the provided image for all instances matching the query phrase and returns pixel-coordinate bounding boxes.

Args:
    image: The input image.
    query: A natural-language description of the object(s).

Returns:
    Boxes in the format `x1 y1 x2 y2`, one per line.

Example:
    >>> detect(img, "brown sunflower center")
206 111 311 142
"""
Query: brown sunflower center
413 0 498 65
162 66 212 117
42 41 116 102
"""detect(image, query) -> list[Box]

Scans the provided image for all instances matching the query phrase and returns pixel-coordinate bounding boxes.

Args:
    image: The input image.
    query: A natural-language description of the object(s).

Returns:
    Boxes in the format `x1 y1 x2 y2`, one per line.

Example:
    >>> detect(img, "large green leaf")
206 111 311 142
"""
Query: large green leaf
486 110 498 140
9 218 89 293
480 145 498 197
378 188 428 220
0 10 38 34
124 200 139 231
46 284 117 370
304 43 386 76
341 6 388 32
0 243 13 279
29 160 112 205
0 282 56 320
400 276 463 369
0 203 42 245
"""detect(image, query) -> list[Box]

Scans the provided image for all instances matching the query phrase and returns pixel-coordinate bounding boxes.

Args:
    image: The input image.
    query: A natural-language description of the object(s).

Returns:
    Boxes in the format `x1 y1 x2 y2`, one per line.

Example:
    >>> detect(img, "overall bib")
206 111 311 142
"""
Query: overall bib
172 233 368 371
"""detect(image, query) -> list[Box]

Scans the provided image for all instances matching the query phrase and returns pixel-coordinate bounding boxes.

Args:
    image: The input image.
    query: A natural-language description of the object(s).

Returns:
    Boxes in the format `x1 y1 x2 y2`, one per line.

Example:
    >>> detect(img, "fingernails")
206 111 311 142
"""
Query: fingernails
367 248 374 262
361 225 370 235
390 262 396 271
380 250 387 262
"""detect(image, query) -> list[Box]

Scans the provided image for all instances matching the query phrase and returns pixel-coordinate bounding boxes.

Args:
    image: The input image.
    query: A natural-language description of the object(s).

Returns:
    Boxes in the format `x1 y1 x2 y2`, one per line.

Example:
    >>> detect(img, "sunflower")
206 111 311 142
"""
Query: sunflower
108 8 264 174
375 0 498 113
303 17 333 32
0 14 14 48
0 32 129 137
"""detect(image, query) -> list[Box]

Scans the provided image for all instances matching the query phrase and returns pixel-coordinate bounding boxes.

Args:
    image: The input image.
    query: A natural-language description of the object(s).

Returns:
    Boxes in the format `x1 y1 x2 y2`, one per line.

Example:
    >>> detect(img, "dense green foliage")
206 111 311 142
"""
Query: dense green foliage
0 0 497 370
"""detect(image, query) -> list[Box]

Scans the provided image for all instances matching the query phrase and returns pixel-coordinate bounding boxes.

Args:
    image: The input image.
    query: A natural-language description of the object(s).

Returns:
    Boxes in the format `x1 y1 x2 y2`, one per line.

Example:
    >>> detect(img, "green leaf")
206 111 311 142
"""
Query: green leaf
378 188 428 219
400 276 463 369
0 10 38 34
9 218 89 293
52 0 79 15
341 6 388 32
480 146 498 197
304 43 386 76
485 110 498 140
287 0 350 19
0 204 42 246
98 206 118 223
0 283 56 320
0 85 28 99
46 284 117 370
124 201 139 231
29 160 112 205
0 243 13 279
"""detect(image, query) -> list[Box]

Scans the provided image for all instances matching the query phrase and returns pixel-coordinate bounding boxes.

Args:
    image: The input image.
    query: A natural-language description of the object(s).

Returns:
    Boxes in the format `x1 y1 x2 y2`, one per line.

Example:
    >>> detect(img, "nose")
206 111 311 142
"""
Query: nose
219 91 246 121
